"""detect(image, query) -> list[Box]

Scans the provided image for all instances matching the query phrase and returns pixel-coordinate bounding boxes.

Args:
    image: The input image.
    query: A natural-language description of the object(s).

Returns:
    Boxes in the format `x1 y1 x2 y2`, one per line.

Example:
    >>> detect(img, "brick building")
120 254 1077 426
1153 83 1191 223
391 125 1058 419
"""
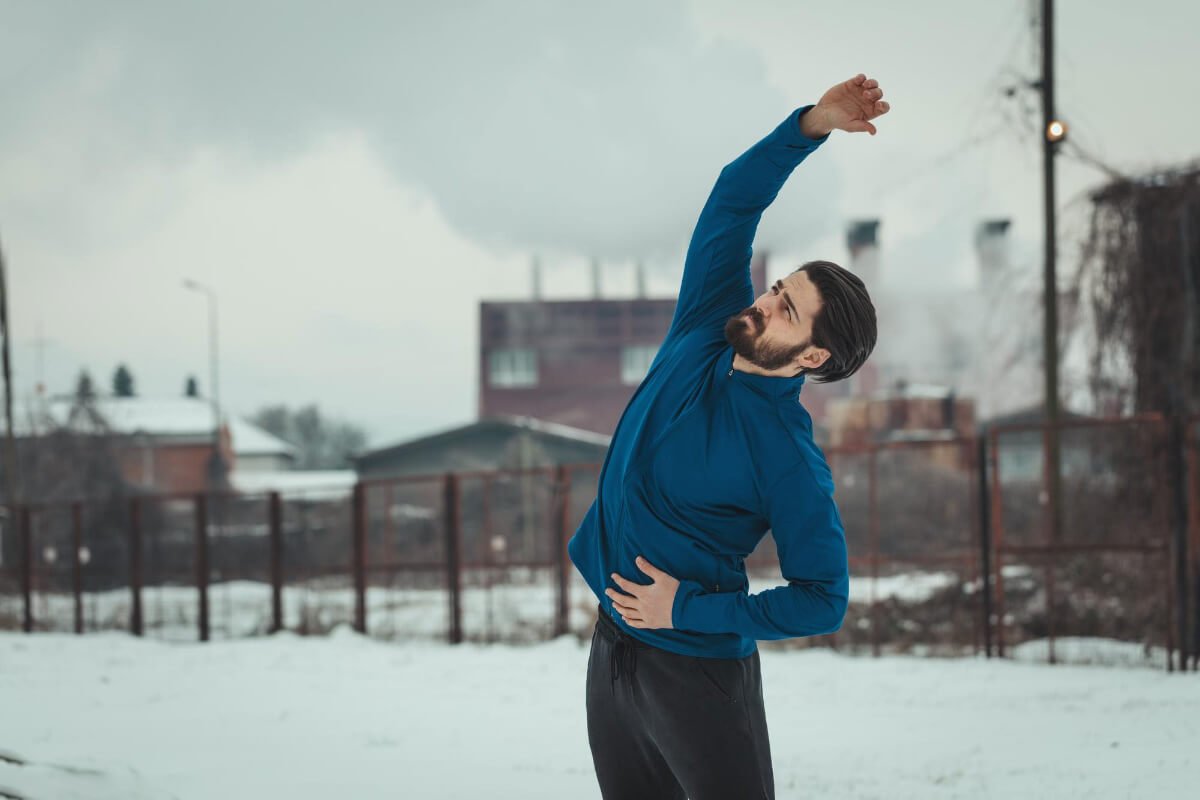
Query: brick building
479 243 884 440
11 394 296 495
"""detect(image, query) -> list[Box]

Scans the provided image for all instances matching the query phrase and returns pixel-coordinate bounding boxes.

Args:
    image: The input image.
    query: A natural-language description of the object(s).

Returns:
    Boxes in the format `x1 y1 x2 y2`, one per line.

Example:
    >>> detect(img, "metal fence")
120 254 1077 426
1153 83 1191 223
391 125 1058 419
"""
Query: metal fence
1 419 1196 671
986 415 1178 667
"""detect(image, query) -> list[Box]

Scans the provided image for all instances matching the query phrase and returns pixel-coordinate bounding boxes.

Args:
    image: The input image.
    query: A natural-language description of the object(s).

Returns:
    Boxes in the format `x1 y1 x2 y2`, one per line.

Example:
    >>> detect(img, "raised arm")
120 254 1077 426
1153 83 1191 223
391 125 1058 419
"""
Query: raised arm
665 74 890 340
670 459 850 640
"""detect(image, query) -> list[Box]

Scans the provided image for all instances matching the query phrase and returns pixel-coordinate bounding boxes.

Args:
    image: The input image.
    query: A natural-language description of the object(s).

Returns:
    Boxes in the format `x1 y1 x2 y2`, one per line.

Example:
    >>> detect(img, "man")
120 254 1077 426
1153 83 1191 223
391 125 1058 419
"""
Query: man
566 73 888 799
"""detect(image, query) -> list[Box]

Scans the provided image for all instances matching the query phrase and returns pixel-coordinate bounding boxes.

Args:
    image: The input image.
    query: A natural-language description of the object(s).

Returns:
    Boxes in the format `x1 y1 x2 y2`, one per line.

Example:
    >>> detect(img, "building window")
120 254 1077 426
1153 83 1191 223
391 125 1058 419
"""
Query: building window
621 345 658 385
489 348 538 387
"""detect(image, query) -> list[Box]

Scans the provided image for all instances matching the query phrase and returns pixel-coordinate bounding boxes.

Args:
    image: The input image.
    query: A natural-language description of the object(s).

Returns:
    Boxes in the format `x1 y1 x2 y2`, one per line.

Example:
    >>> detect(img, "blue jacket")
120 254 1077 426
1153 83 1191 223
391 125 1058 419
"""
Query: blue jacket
566 105 849 659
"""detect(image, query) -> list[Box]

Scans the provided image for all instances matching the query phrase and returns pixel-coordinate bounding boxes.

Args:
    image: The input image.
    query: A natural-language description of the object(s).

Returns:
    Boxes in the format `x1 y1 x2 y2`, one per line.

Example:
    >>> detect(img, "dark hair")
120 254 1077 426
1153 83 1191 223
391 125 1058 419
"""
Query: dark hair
791 260 877 383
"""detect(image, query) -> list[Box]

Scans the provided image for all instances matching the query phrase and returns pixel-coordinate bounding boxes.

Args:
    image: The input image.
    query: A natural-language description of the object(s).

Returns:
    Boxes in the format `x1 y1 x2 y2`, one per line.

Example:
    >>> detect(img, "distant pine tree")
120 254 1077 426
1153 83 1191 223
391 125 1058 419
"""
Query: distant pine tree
113 363 135 397
185 375 199 397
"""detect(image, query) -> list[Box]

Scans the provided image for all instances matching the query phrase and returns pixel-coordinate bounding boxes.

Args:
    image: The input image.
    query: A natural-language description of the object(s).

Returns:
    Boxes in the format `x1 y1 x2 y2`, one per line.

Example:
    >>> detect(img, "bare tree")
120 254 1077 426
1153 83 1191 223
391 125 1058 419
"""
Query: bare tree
250 403 367 469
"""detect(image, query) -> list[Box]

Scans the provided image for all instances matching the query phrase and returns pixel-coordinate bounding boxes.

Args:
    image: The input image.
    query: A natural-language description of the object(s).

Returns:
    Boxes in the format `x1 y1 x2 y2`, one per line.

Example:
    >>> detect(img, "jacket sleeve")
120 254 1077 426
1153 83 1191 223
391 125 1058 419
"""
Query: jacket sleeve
665 105 831 340
670 460 850 640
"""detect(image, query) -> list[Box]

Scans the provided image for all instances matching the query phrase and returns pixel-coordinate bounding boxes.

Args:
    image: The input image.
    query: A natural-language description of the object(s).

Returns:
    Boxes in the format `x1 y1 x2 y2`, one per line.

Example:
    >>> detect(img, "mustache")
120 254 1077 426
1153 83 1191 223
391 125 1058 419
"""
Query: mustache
742 307 762 330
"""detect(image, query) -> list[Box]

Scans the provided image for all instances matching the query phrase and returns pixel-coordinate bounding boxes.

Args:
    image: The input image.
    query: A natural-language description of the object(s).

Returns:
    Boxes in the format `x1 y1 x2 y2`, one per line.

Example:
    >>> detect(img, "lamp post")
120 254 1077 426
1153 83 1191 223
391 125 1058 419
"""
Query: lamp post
182 278 225 487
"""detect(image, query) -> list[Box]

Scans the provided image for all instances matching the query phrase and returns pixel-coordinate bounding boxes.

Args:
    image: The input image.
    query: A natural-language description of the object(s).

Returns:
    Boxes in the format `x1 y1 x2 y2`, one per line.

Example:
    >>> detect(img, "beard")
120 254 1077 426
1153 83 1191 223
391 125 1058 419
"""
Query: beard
723 305 810 372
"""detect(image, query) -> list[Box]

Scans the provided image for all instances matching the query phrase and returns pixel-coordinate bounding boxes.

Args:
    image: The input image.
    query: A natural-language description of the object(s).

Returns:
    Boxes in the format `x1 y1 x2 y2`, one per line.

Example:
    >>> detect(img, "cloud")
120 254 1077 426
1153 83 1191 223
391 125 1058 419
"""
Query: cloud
2 1 840 263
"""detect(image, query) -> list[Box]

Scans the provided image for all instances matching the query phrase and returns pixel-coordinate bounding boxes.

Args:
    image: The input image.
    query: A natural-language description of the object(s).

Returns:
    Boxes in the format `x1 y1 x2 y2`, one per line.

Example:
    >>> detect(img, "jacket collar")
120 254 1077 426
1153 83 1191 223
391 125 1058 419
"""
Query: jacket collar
723 347 806 399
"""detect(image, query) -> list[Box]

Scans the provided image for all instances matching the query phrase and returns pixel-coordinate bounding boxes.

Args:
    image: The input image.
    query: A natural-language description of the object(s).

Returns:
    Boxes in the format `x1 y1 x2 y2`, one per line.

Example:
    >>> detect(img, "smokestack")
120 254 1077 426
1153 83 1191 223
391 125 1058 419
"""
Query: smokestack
531 254 542 300
750 250 767 297
635 260 646 298
590 257 601 299
846 220 880 288
974 219 1012 294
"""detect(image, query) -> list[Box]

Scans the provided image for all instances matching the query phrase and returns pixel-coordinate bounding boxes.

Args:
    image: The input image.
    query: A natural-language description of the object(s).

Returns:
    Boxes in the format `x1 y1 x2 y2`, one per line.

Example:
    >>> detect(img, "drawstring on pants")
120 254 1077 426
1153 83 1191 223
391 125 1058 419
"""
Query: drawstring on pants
597 603 641 696
610 635 639 694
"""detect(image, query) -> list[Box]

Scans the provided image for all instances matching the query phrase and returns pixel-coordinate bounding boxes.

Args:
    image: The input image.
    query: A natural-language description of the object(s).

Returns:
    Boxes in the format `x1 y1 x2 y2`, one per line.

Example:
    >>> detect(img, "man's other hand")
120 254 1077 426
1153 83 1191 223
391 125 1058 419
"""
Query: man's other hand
606 556 679 629
802 73 891 137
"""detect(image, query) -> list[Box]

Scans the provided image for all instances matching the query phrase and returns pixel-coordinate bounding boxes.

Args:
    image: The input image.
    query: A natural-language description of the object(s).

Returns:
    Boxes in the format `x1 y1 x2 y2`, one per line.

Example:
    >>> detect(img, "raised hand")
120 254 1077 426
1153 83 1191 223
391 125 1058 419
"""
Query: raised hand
804 73 891 137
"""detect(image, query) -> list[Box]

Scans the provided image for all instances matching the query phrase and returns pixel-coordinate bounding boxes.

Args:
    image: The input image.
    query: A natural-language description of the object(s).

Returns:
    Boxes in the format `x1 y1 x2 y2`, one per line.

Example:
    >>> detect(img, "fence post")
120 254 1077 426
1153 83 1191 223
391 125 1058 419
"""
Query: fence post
1040 420 1058 666
1187 424 1200 671
868 447 880 658
977 434 993 658
554 465 570 638
444 473 462 644
269 491 283 634
19 505 31 633
989 429 1006 658
129 496 143 637
72 502 83 635
352 482 367 635
195 493 210 642
1167 414 1191 672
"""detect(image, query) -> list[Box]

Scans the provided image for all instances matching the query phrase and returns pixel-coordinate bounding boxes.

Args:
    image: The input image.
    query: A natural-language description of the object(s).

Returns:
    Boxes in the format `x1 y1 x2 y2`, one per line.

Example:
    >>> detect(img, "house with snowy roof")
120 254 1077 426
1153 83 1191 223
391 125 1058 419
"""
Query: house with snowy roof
11 394 302 495
353 415 610 479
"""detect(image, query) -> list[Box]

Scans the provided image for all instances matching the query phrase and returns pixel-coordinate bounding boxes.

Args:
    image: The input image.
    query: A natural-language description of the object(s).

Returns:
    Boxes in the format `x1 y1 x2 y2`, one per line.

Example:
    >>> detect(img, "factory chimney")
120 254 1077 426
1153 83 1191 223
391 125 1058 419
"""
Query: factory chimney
974 219 1012 295
750 250 767 298
846 220 880 288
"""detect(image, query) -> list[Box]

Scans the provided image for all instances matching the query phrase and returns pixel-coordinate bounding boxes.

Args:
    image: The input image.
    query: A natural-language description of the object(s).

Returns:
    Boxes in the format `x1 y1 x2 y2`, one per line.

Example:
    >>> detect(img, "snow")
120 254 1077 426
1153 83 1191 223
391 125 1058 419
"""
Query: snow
1009 637 1171 669
11 569 979 643
4 573 602 642
11 394 296 457
227 469 356 499
751 570 961 604
1 626 1197 799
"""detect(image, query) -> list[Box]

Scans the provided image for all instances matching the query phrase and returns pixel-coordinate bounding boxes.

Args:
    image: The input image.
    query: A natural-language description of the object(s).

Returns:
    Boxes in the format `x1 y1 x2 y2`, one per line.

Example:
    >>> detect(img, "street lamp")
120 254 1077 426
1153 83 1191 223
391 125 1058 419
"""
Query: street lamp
182 278 225 487
1046 119 1067 143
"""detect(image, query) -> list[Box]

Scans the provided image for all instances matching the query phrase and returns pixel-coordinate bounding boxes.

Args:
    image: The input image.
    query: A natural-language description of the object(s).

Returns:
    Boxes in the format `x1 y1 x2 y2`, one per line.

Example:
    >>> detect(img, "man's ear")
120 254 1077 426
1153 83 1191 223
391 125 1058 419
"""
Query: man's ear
796 346 831 372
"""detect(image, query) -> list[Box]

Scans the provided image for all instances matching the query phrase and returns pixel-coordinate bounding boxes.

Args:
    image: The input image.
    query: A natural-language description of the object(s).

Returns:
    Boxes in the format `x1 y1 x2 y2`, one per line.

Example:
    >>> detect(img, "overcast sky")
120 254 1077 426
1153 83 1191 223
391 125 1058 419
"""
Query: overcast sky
3 0 1197 447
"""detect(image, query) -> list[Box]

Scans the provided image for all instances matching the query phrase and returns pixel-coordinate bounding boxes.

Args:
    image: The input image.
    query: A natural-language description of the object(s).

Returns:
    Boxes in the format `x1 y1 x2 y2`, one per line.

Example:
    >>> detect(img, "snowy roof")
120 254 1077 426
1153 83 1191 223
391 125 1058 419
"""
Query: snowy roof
229 469 356 500
500 415 612 447
226 417 299 456
9 394 298 457
357 414 611 463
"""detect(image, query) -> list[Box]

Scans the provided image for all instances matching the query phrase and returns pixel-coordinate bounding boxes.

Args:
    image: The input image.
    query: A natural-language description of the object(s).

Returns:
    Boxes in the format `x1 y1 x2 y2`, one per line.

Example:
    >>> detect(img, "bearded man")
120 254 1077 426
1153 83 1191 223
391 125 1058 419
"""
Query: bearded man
567 72 889 799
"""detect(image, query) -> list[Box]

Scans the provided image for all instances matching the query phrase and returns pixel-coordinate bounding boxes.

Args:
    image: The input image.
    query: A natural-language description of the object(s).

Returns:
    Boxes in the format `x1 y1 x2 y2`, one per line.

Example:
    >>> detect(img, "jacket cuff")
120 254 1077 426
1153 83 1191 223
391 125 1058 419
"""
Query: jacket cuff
671 578 708 631
789 104 832 147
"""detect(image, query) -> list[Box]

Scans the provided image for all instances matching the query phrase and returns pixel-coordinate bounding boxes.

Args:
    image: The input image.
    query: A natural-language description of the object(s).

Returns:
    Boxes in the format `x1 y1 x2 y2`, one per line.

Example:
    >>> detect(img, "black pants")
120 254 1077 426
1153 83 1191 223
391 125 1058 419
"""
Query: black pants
585 603 775 800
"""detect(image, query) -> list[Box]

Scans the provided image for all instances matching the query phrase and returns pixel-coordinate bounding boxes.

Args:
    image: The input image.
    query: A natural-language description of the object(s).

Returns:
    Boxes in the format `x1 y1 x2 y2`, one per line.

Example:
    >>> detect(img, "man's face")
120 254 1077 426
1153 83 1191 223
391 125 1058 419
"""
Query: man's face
723 269 828 372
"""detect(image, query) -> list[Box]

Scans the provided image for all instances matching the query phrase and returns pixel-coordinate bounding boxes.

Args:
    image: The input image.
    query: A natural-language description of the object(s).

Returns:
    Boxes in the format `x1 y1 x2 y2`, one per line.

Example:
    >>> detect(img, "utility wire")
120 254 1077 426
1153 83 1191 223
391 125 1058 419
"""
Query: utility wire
875 1 1040 205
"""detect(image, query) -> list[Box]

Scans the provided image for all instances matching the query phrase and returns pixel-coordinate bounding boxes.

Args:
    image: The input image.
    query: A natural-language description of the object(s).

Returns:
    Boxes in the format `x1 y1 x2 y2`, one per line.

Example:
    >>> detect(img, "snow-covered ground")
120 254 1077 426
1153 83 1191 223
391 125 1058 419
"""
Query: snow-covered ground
1 627 1196 799
5 568 974 643
4 572 602 642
